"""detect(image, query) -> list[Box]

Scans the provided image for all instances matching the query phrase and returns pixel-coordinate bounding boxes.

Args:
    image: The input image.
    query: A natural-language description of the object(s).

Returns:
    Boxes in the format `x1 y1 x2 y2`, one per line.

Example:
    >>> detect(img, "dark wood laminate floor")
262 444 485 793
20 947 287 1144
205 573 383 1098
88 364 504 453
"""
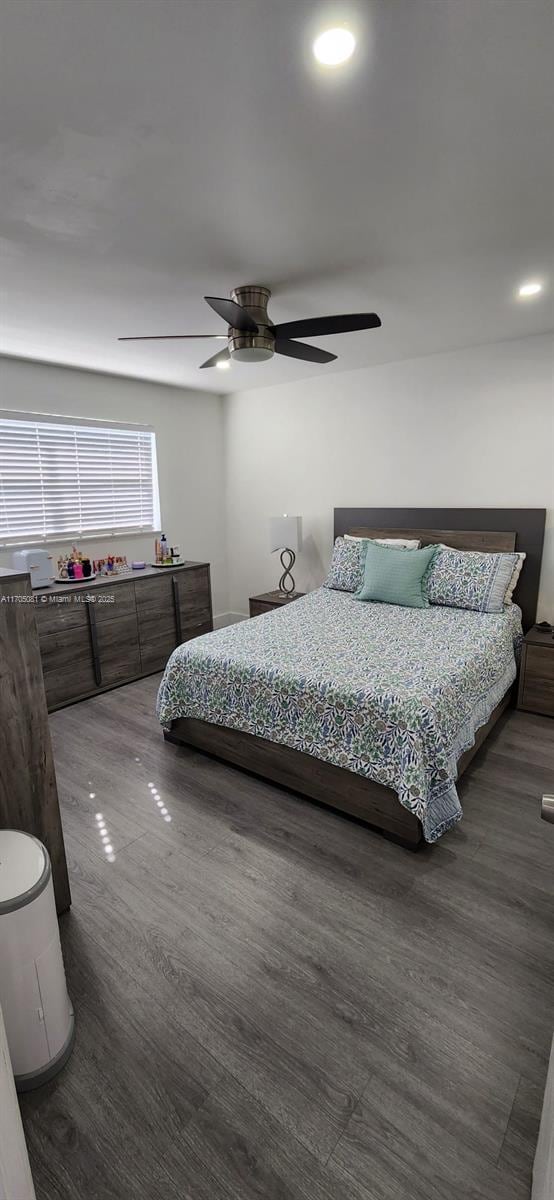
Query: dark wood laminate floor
19 675 554 1200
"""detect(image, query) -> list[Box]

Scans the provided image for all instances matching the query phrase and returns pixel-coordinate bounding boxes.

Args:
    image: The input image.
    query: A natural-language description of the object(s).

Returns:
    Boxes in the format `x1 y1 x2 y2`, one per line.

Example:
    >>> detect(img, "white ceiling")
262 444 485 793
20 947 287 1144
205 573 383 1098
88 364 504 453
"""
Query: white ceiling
0 0 552 394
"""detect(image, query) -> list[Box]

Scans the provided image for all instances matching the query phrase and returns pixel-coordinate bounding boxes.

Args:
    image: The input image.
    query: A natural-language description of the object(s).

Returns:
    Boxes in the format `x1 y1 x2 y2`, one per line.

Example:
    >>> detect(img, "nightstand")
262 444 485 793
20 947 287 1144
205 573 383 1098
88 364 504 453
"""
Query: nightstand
517 625 554 717
249 590 305 618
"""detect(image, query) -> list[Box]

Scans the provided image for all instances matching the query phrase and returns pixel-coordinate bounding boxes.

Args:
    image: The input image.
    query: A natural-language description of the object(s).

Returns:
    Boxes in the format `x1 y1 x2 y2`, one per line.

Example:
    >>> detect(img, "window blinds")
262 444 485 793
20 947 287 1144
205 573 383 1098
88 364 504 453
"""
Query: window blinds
0 413 159 543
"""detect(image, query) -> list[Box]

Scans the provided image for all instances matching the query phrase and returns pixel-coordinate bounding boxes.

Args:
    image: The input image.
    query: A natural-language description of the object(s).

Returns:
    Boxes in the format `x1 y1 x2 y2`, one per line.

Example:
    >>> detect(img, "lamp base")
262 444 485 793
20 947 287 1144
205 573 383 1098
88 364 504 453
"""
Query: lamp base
278 549 296 595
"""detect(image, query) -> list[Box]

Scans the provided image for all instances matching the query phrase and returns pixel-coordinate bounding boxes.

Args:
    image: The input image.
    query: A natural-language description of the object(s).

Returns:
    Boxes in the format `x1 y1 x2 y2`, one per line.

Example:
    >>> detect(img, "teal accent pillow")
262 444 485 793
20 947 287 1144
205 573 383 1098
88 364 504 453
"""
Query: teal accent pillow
356 540 439 609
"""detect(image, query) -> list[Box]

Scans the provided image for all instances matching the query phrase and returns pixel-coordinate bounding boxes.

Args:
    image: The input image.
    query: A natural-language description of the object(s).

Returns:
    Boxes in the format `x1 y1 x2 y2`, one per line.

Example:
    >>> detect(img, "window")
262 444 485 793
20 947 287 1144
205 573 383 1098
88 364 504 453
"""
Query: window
0 411 160 544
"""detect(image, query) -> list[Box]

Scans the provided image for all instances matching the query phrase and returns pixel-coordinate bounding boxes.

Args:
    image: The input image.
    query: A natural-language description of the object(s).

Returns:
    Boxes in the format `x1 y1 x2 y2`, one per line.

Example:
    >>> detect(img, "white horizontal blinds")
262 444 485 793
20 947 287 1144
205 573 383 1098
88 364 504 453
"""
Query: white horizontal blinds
0 415 157 541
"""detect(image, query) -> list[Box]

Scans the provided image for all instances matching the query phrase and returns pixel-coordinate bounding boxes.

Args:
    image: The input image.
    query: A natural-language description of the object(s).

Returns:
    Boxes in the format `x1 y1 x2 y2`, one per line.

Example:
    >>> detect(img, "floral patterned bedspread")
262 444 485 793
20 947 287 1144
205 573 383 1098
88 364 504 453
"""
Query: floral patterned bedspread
157 589 523 841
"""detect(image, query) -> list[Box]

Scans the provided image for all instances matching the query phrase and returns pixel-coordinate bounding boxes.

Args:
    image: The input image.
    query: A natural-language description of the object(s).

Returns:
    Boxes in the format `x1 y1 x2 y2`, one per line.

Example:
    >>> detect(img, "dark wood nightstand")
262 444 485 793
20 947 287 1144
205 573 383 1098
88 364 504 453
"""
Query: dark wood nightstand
517 625 554 717
249 590 305 618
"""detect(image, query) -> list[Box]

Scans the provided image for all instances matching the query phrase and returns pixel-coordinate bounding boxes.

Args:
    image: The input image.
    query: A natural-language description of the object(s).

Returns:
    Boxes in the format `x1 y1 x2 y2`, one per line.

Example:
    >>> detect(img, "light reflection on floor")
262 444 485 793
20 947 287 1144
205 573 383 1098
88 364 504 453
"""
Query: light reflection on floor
90 760 173 867
95 812 116 862
148 781 172 823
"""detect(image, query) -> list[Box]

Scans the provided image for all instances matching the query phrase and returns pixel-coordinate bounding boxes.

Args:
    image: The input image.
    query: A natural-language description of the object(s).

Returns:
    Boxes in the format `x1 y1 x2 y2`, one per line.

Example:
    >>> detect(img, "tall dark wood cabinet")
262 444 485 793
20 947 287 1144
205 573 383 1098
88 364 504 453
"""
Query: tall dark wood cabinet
0 567 71 914
34 562 213 711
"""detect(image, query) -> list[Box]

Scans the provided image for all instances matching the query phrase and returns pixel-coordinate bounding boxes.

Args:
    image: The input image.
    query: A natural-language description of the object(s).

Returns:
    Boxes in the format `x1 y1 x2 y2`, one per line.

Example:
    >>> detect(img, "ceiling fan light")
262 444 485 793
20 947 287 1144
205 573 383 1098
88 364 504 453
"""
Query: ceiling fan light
231 345 274 363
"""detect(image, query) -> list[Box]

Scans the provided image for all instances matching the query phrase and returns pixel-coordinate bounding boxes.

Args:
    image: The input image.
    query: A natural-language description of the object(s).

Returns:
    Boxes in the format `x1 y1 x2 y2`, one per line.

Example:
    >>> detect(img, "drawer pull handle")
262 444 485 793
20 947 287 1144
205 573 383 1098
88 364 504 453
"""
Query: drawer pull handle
87 606 102 686
541 794 554 825
172 576 182 644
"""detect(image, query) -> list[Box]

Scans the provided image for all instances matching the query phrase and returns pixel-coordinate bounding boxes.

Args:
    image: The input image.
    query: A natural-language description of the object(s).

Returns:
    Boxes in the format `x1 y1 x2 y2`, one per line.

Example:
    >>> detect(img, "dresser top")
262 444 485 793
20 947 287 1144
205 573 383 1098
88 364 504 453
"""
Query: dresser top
33 561 209 596
0 567 28 582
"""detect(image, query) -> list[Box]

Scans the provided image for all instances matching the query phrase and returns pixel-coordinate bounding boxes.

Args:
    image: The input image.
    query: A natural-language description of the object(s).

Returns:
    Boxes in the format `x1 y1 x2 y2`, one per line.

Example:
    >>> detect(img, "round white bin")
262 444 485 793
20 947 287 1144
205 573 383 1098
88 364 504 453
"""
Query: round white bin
0 831 74 1091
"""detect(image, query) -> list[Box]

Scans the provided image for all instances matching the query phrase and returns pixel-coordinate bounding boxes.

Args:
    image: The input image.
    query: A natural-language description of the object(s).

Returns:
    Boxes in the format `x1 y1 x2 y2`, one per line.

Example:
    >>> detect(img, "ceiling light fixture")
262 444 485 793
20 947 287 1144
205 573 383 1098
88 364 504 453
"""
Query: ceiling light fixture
313 27 356 67
518 280 543 298
216 359 230 369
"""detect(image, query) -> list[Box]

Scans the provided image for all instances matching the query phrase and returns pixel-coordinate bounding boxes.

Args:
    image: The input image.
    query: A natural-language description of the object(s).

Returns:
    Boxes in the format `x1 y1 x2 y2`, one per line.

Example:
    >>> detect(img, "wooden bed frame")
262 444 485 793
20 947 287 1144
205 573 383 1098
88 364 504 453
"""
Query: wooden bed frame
165 507 546 848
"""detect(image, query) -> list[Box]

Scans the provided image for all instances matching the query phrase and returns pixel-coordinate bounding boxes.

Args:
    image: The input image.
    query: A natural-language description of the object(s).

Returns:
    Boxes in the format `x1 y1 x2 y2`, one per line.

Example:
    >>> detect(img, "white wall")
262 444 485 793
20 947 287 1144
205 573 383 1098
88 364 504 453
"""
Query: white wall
224 333 554 620
0 357 228 615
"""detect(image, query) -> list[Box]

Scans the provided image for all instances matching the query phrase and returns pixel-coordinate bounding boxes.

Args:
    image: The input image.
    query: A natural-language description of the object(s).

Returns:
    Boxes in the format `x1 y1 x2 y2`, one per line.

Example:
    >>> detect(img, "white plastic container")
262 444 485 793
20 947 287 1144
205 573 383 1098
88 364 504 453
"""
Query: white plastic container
0 1003 36 1199
0 831 74 1091
11 549 54 589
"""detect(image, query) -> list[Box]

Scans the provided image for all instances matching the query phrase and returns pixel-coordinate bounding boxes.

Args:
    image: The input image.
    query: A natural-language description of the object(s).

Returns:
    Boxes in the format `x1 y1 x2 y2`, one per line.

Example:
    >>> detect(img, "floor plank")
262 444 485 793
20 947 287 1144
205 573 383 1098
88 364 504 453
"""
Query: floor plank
497 1072 546 1183
330 1084 532 1200
18 676 554 1199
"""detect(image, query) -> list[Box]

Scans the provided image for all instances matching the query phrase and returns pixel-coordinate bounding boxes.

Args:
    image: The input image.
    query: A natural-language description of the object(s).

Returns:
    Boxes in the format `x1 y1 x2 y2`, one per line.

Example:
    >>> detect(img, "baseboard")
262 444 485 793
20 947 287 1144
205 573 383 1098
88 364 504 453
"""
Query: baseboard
213 611 248 629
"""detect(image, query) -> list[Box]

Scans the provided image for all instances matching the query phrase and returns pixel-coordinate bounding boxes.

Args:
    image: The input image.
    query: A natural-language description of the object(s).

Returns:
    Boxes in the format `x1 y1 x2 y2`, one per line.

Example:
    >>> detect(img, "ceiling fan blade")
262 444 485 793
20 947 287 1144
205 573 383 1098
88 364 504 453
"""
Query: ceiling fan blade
274 339 337 364
118 333 227 342
204 296 259 333
272 313 381 340
199 347 231 369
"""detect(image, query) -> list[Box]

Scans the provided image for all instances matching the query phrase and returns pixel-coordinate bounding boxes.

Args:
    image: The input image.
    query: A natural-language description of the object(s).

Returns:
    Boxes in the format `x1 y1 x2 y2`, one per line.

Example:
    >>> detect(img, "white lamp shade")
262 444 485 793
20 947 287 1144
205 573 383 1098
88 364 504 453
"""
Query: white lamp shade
269 515 301 554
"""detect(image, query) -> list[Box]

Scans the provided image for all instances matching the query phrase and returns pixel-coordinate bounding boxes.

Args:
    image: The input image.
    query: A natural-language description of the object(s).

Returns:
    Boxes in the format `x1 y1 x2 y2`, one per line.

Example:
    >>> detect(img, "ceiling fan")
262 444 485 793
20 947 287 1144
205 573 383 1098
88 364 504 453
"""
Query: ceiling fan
118 285 381 368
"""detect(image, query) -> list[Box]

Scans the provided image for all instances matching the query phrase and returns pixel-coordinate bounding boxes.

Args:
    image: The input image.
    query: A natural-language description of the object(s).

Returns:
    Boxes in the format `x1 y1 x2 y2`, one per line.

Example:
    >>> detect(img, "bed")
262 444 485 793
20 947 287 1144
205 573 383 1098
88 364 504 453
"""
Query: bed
158 507 546 847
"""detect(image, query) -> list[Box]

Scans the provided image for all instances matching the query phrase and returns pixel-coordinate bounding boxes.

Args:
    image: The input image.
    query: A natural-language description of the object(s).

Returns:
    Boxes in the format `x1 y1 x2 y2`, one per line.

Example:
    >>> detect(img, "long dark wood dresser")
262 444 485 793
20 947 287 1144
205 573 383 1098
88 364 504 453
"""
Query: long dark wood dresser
33 561 213 711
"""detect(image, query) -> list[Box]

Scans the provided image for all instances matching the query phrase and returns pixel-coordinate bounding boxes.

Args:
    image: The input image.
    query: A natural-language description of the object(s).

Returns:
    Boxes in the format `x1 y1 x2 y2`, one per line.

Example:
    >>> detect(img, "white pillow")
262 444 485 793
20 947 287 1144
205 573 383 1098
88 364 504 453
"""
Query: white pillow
345 534 421 549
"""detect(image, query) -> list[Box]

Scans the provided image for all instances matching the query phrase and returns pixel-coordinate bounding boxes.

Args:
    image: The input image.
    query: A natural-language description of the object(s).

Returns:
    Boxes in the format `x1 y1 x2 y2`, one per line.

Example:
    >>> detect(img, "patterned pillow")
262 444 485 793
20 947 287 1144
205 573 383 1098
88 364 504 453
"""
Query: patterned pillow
323 537 366 592
504 552 526 605
427 547 520 613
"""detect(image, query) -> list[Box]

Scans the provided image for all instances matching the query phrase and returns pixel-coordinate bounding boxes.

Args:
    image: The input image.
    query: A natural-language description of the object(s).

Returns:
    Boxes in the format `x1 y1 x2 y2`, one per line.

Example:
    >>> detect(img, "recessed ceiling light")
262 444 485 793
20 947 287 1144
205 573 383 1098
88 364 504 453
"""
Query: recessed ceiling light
518 280 543 298
313 27 356 67
216 359 230 370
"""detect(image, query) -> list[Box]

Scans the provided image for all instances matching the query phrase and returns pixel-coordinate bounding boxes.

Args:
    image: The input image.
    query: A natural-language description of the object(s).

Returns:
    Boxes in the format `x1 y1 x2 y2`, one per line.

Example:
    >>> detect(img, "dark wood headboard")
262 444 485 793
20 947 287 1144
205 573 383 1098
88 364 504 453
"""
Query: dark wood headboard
333 507 546 631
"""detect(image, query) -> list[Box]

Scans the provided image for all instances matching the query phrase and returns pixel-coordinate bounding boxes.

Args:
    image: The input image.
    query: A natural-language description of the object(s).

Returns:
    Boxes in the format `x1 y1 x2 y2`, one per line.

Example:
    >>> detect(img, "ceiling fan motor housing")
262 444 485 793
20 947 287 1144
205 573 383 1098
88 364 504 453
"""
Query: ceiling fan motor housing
229 285 275 361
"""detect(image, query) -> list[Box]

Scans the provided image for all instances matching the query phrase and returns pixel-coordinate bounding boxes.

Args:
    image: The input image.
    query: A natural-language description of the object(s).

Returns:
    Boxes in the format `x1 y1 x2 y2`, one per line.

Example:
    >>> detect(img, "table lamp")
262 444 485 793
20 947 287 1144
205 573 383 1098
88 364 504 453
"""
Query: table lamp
269 515 302 595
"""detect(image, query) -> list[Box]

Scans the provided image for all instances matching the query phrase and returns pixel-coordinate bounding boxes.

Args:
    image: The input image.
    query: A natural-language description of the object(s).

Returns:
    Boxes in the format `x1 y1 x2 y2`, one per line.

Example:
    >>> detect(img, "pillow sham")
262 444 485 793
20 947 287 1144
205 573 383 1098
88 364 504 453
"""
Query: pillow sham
356 541 439 609
427 546 520 613
503 551 526 605
323 536 366 593
345 534 421 549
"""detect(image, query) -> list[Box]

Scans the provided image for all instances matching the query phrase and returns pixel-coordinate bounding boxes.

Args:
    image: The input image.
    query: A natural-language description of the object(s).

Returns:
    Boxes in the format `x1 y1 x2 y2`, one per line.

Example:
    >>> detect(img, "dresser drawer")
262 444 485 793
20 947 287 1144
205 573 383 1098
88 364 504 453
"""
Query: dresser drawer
41 626 97 708
520 645 554 717
35 593 89 635
92 581 137 624
95 613 141 684
176 566 211 622
135 574 176 635
135 573 174 613
182 616 212 641
140 628 178 674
